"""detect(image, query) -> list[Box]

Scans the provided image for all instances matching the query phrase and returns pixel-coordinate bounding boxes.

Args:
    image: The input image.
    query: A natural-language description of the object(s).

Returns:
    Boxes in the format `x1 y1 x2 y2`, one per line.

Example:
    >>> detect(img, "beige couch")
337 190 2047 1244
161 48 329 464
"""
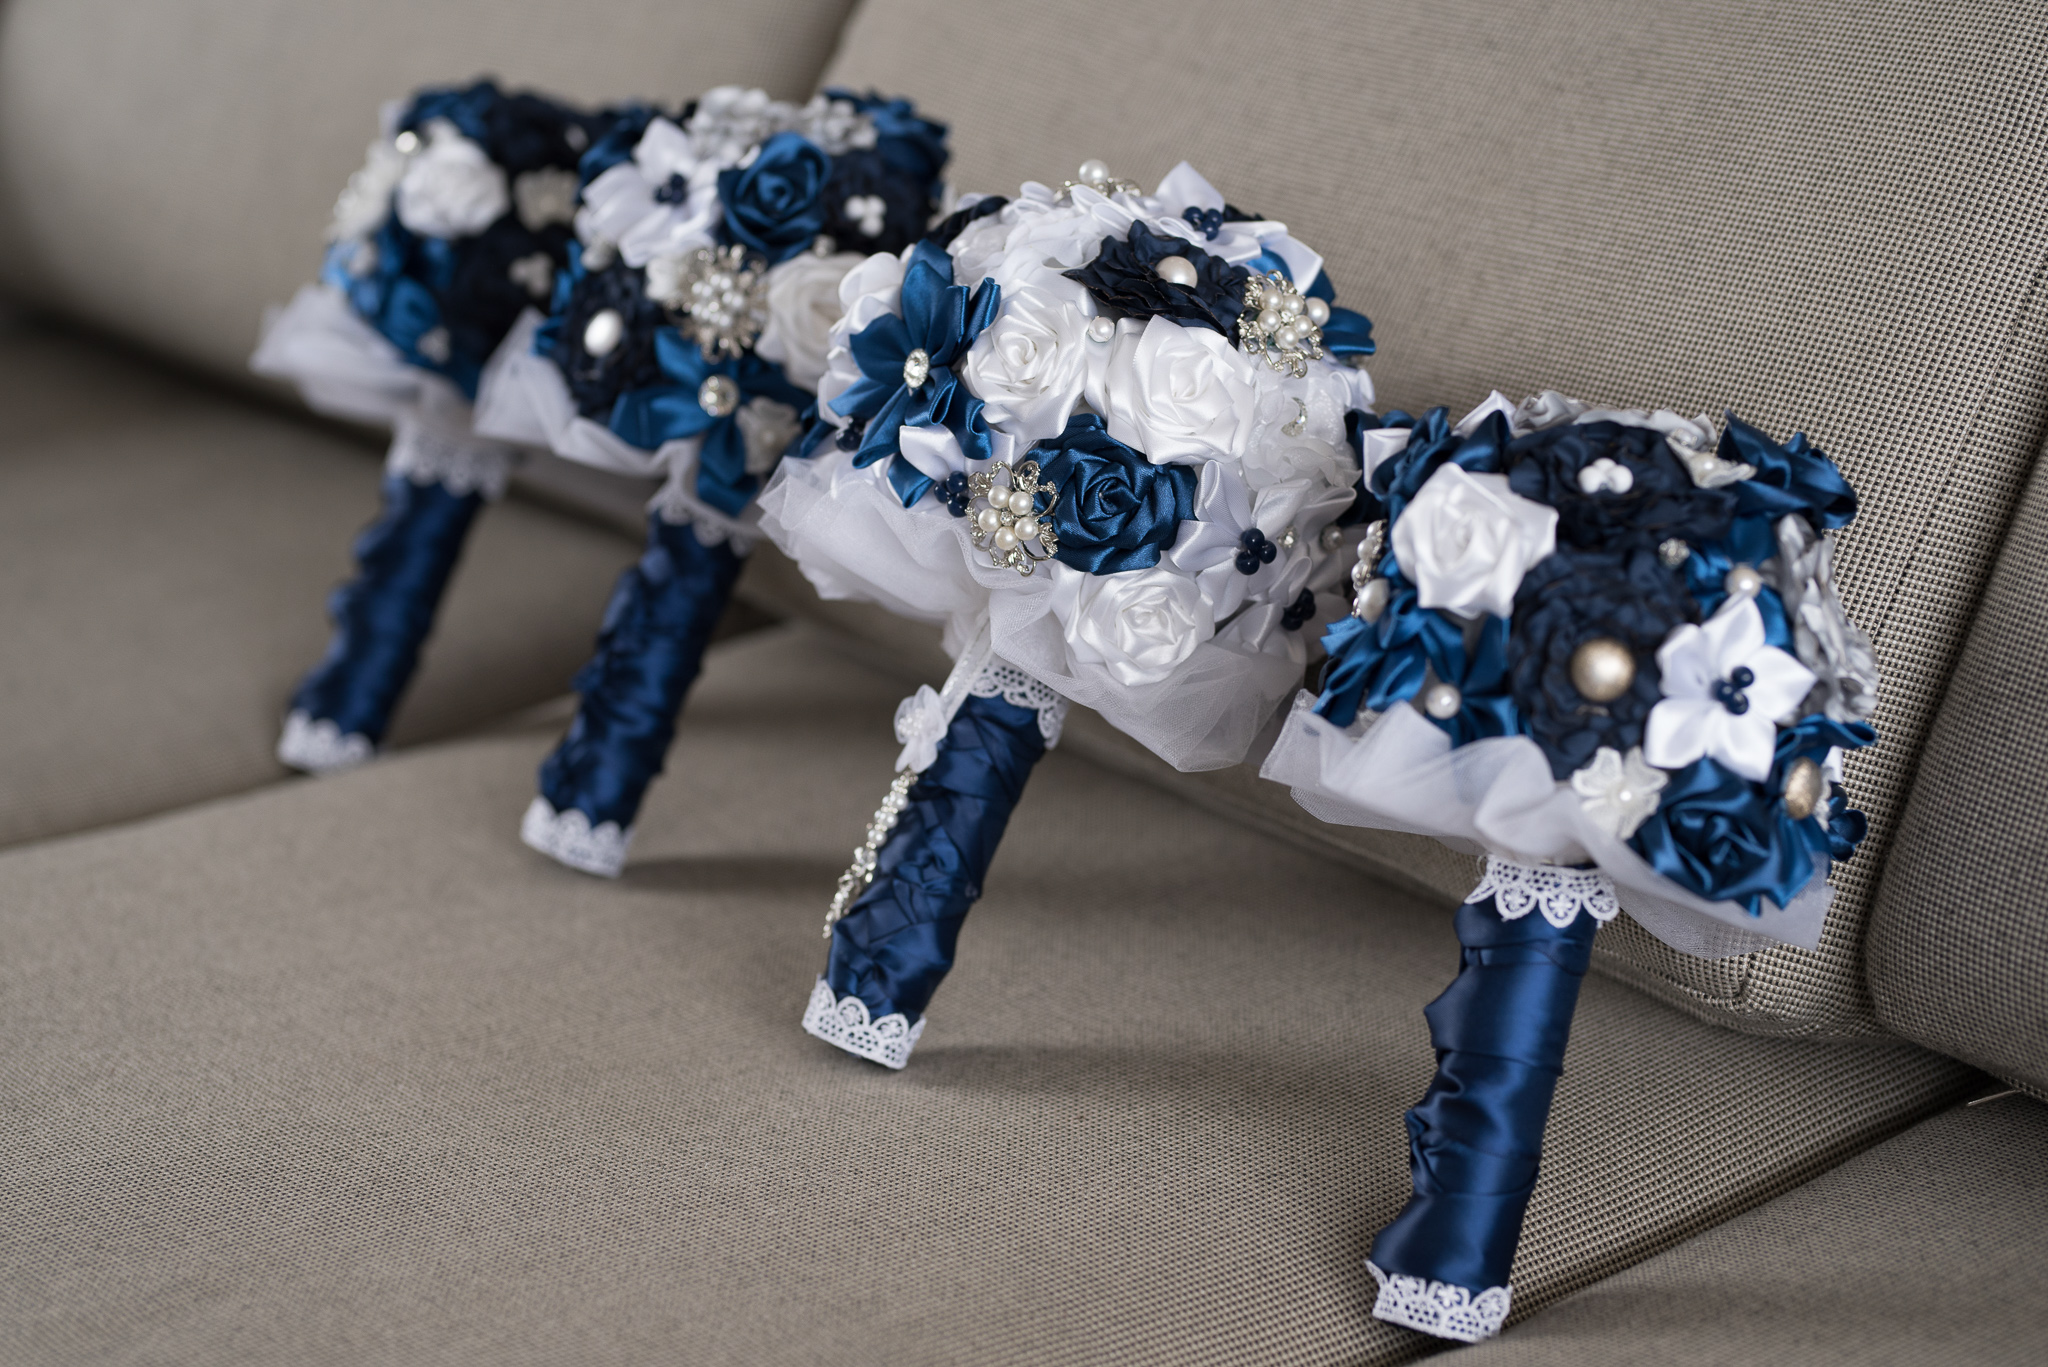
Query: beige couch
1 0 2042 1362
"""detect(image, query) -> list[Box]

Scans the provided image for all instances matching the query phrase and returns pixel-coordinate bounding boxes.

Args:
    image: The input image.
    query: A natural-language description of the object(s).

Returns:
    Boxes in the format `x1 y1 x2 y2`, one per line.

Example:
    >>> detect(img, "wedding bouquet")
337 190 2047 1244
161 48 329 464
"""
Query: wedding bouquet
252 80 623 773
1261 391 1877 1341
758 159 1378 1068
473 87 950 877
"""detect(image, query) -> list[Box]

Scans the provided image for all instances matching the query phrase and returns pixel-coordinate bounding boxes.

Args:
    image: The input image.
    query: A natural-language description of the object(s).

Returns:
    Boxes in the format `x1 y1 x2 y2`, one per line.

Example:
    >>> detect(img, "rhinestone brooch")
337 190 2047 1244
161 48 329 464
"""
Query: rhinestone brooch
967 460 1059 575
650 243 768 362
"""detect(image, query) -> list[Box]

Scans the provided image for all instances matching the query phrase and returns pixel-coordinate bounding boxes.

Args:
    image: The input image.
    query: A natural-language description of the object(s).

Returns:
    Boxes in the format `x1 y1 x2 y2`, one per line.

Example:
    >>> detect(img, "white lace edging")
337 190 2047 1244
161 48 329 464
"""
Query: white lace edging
1368 1261 1511 1343
386 416 520 500
801 977 925 1070
277 710 374 775
1465 856 1618 929
646 462 763 552
519 796 632 878
968 659 1068 749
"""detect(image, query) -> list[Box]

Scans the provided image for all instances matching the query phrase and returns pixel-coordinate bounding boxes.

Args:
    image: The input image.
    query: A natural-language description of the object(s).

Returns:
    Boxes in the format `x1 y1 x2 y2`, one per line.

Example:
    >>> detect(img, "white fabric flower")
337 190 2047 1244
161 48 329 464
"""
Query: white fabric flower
686 86 795 166
957 279 1095 444
1571 746 1668 839
394 120 509 239
513 167 580 231
755 250 864 391
813 248 910 429
736 397 805 476
574 117 721 268
894 684 948 773
328 138 407 241
1051 563 1214 687
1086 315 1259 464
1241 367 1360 491
1392 464 1558 619
1644 596 1818 781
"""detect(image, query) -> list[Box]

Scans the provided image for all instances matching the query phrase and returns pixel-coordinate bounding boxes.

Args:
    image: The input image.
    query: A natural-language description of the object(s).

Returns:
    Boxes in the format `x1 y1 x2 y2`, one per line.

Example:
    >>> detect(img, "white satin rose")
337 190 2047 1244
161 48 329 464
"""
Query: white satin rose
1052 563 1215 687
394 120 509 239
1392 464 1559 619
755 250 863 391
958 281 1094 444
1086 315 1259 464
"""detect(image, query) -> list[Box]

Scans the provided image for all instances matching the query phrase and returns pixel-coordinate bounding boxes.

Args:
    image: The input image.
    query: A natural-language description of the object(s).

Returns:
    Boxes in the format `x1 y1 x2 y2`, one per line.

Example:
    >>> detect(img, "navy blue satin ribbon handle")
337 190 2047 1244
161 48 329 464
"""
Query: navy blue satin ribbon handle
291 472 483 743
1369 896 1598 1296
825 692 1047 1023
536 515 746 829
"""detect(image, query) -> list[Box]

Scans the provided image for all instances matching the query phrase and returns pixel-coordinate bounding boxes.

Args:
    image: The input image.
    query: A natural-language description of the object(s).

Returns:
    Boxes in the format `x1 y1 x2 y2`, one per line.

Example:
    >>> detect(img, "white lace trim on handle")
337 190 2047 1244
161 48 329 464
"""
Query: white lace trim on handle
968 660 1068 749
801 977 925 1070
646 456 764 551
1465 856 1619 929
386 414 521 500
277 710 375 775
1368 1261 1511 1343
520 795 632 879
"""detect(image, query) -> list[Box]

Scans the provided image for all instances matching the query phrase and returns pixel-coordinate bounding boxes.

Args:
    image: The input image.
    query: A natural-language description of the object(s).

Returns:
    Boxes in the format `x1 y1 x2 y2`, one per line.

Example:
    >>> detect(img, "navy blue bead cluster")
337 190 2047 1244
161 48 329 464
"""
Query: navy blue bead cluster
1712 665 1756 715
653 171 692 205
942 470 971 517
1234 526 1279 575
1183 205 1225 241
1280 588 1318 632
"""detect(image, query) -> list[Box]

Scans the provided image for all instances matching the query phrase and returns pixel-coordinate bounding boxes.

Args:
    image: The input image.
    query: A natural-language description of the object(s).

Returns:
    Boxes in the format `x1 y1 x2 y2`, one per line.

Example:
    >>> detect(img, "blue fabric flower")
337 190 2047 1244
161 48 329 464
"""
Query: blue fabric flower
1508 547 1698 780
1628 757 1818 915
1505 420 1738 553
1679 513 1794 649
1314 566 1465 727
824 89 950 196
828 240 1001 506
536 247 667 421
1034 414 1199 574
1063 222 1249 335
1721 413 1858 530
1769 713 1876 865
1369 407 1507 525
610 329 810 515
404 81 607 176
822 147 933 257
1425 614 1520 747
717 131 832 266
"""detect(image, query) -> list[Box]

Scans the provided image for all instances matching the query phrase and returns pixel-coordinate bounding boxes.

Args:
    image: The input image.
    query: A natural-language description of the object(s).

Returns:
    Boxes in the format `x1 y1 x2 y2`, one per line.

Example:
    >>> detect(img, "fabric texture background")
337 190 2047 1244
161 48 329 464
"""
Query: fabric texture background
0 626 1970 1366
1456 1096 2048 1365
822 0 2048 1037
0 319 637 849
0 0 859 380
1868 436 2048 1095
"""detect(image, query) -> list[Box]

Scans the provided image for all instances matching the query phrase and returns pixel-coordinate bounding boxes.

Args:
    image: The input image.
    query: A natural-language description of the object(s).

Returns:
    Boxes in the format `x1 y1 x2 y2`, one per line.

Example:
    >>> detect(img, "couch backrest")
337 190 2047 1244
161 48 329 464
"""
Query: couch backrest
821 0 2048 1035
0 0 858 381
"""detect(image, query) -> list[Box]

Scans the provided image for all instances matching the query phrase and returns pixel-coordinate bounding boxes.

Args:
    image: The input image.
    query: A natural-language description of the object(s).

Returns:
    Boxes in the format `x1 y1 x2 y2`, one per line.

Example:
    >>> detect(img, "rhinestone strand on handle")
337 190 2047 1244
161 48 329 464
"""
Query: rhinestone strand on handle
824 769 918 937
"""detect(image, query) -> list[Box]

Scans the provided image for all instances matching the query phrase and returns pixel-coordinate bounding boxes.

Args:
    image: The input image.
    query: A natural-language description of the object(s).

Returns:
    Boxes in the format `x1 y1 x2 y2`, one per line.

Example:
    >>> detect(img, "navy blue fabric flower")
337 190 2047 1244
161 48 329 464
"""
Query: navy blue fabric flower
1063 222 1249 336
1034 414 1199 574
1679 513 1794 649
1722 412 1858 530
822 147 932 257
1769 713 1876 864
577 102 668 184
403 81 606 176
1505 420 1737 553
610 330 810 515
829 240 1001 506
1426 615 1521 747
924 196 1008 252
1314 566 1465 727
1628 757 1818 915
1369 407 1506 525
535 248 667 420
717 131 832 266
1508 547 1698 781
824 89 950 196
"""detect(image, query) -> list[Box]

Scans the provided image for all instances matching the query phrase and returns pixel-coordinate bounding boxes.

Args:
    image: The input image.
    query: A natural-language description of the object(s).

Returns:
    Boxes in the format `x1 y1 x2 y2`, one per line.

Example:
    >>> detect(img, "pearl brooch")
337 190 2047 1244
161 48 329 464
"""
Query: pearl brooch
902 347 931 390
696 374 740 418
582 308 624 357
1058 159 1143 201
1781 757 1826 821
1569 638 1636 702
646 243 767 362
1237 270 1325 377
965 460 1060 575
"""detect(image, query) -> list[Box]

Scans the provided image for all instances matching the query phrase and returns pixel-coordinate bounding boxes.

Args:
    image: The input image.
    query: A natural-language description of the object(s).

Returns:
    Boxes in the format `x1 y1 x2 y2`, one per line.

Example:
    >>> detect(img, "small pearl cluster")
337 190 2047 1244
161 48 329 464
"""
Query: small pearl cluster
1351 520 1389 621
825 769 918 936
965 460 1060 576
649 244 768 362
1058 159 1143 202
1237 270 1331 378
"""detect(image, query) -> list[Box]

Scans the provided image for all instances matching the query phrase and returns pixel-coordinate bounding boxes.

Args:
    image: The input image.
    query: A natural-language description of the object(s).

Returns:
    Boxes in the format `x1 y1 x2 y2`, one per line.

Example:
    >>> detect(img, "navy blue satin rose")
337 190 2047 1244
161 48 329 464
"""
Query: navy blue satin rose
829 239 1001 506
1064 222 1250 336
823 147 932 257
610 329 810 515
1315 566 1464 727
718 131 832 266
1505 420 1737 553
577 102 666 184
1722 412 1858 530
1370 407 1507 525
1628 757 1818 915
537 249 667 421
1034 414 1199 574
1509 547 1698 781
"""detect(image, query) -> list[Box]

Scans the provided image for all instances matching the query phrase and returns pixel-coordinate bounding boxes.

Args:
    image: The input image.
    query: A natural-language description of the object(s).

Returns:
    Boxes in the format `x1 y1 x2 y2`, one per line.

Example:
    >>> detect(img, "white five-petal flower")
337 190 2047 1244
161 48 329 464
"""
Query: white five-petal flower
1571 746 1668 839
1643 596 1817 781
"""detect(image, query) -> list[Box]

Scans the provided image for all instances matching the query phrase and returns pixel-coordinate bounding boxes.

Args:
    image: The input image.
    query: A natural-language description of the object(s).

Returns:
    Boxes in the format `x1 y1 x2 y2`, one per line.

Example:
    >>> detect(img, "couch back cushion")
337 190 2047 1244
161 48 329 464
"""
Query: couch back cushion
0 0 858 379
1869 439 2048 1093
823 0 2048 1034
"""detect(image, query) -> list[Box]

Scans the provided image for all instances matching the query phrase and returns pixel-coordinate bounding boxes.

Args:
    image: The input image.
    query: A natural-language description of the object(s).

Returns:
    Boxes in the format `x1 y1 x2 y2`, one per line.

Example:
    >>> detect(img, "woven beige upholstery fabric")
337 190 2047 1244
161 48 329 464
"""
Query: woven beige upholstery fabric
823 0 2048 1037
0 625 1969 1365
1868 437 2048 1094
0 0 857 380
0 321 637 849
1455 1096 2048 1365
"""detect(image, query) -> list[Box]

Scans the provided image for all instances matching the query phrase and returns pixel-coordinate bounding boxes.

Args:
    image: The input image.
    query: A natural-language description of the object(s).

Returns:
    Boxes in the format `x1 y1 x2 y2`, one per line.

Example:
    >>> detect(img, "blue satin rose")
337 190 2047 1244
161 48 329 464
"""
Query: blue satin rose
1722 412 1858 530
717 131 832 266
1370 406 1507 525
1035 415 1199 574
1628 758 1818 915
1314 565 1465 727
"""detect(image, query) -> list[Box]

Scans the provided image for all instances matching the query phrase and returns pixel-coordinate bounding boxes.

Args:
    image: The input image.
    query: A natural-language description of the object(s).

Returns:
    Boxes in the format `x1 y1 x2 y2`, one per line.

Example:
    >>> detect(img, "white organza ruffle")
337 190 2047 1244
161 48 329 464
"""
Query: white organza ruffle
251 283 471 432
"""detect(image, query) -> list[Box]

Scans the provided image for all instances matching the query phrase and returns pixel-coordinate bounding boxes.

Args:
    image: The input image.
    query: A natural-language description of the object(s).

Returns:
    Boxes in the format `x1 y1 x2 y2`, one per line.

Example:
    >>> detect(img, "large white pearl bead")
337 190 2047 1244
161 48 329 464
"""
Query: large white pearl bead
977 507 1003 534
1014 515 1040 541
1423 682 1463 720
1077 159 1110 186
1725 563 1764 599
582 309 624 357
1569 637 1636 702
1154 255 1199 288
1008 488 1036 515
1304 297 1331 326
994 526 1020 551
1086 315 1116 343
